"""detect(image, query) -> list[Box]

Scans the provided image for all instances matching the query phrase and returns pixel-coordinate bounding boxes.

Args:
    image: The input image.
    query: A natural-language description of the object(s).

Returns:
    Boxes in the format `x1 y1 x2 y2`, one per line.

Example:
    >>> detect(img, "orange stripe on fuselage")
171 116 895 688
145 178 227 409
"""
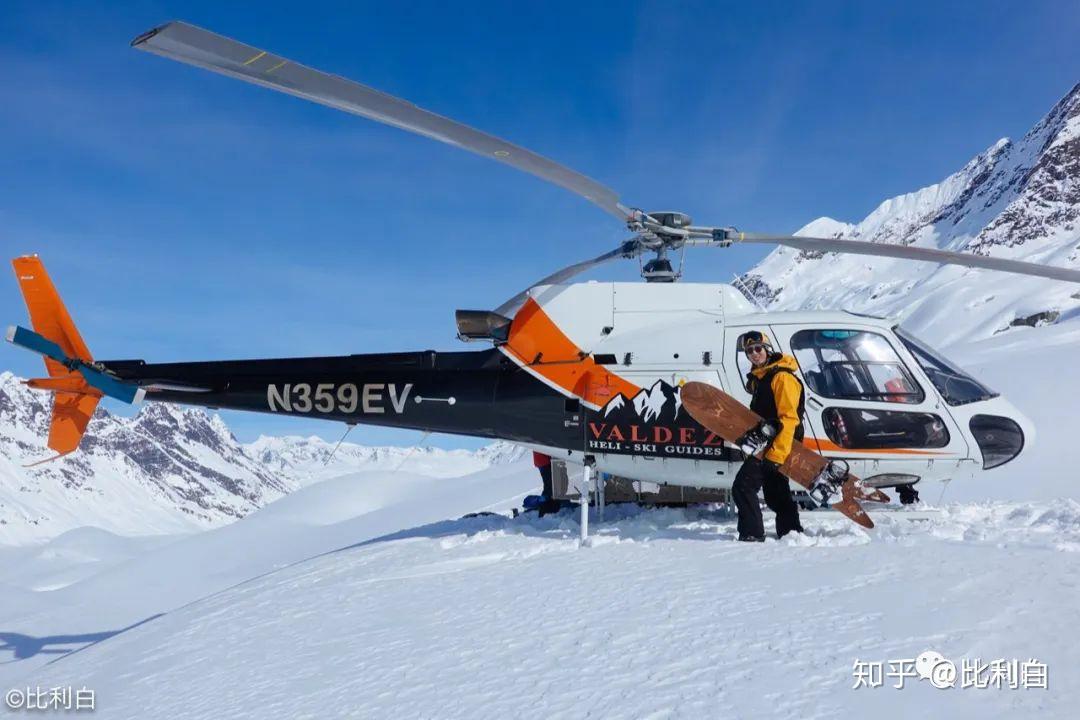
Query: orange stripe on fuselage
808 437 951 456
501 298 639 406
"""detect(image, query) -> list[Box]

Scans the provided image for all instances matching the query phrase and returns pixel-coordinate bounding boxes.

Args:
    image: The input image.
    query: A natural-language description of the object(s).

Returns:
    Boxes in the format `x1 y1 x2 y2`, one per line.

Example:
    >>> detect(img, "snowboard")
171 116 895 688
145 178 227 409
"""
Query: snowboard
680 381 885 529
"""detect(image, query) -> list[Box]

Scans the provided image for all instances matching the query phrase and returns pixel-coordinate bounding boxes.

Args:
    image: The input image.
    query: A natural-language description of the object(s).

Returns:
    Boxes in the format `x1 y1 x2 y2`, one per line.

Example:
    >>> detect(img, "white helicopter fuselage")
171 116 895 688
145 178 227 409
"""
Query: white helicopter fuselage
508 281 1032 492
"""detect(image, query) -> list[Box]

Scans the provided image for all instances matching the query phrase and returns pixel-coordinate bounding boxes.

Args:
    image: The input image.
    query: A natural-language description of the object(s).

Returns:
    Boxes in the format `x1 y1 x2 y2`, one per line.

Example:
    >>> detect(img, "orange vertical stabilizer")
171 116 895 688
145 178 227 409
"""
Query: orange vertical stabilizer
11 256 99 459
12 255 93 375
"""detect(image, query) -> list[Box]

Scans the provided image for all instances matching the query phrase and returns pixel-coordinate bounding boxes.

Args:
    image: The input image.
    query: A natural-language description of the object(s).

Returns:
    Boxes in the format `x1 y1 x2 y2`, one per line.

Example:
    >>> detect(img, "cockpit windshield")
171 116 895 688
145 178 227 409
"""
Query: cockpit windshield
894 326 998 406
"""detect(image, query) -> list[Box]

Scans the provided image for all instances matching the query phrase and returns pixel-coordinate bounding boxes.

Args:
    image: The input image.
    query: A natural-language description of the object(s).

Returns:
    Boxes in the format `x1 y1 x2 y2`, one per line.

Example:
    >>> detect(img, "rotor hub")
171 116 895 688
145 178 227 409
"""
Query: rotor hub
645 211 692 231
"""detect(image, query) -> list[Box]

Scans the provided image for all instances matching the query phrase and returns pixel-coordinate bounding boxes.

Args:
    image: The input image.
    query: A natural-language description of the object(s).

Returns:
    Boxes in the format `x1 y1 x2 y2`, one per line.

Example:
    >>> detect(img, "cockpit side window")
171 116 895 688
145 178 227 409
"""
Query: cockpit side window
790 329 924 404
894 326 998 406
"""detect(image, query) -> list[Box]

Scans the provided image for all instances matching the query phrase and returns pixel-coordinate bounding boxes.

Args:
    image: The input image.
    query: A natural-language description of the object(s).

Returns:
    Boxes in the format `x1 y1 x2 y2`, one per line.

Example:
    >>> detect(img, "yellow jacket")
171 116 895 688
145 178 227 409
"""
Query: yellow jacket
748 354 803 465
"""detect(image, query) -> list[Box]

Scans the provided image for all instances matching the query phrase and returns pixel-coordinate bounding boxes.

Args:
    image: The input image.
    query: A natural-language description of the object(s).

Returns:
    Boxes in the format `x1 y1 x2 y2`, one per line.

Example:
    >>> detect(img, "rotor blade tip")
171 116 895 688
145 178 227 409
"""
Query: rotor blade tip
4 325 14 343
131 23 170 48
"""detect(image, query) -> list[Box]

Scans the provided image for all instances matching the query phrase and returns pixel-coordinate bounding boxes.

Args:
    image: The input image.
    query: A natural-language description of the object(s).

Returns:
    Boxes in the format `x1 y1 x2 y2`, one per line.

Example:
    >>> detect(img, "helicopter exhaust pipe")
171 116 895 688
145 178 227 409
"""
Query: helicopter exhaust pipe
455 310 512 343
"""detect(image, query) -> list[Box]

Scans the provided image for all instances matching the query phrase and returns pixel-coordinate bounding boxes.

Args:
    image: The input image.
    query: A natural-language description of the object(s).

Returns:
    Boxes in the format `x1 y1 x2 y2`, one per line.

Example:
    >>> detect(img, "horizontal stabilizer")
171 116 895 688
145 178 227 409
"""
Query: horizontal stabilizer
25 375 101 395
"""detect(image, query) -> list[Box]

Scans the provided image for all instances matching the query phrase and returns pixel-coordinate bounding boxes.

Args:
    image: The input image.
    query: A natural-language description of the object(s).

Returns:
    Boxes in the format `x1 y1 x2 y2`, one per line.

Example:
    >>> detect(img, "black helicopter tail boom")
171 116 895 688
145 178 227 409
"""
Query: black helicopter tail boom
101 350 494 436
7 257 581 459
99 348 577 449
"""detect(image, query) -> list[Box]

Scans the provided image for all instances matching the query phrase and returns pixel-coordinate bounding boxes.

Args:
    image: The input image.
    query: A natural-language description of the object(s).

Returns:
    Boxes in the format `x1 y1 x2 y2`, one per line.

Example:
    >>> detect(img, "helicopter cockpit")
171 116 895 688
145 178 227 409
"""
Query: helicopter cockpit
729 317 1028 482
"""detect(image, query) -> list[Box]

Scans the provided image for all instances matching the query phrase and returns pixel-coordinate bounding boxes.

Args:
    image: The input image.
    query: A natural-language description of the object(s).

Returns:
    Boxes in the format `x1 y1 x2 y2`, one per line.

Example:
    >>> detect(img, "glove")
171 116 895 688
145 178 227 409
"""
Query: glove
737 422 776 457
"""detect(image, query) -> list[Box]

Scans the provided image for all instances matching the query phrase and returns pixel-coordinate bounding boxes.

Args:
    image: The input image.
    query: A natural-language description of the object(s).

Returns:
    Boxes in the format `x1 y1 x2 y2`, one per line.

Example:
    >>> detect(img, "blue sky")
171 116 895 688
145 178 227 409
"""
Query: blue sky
3 0 1078 447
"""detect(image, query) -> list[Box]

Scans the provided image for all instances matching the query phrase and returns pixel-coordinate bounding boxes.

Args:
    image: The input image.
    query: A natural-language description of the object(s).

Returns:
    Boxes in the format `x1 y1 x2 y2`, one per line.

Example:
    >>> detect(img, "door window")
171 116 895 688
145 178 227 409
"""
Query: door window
823 407 950 449
790 329 924 404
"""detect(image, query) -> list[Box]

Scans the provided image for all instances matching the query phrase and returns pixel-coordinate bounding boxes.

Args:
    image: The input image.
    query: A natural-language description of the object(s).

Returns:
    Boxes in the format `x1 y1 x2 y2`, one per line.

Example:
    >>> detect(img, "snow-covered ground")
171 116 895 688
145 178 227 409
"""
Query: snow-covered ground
0 461 540 683
246 433 526 485
4 490 1078 718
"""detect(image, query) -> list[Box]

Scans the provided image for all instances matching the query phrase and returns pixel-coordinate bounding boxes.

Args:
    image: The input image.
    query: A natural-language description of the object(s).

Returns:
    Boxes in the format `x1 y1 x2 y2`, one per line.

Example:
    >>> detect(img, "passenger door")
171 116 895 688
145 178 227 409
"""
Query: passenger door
766 324 970 471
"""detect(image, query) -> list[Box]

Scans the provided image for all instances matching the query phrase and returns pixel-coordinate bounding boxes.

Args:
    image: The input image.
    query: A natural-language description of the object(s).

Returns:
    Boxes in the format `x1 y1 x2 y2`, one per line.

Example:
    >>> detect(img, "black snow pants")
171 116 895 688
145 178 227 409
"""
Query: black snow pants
538 464 553 497
732 457 804 540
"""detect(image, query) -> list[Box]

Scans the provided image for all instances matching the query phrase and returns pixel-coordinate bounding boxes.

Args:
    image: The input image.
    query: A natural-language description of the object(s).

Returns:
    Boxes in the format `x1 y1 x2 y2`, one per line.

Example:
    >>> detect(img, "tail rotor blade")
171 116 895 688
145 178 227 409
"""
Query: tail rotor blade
79 366 146 405
7 325 69 365
6 325 144 404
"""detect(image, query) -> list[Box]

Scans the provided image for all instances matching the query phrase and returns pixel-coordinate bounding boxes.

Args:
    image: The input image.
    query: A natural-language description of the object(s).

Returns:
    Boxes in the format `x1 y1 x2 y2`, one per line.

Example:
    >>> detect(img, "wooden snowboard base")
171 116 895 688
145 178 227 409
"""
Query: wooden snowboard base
681 381 879 530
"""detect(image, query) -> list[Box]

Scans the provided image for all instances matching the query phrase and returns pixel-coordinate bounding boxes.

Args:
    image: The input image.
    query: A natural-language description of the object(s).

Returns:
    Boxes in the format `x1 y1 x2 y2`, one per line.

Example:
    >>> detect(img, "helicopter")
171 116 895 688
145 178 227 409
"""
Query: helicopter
8 21 1079 505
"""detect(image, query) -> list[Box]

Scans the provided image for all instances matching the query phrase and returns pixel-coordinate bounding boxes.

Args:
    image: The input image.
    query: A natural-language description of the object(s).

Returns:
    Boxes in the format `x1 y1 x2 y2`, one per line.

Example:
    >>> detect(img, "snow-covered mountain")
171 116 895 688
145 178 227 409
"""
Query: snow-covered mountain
0 371 292 544
0 371 526 545
246 434 526 484
741 82 1080 348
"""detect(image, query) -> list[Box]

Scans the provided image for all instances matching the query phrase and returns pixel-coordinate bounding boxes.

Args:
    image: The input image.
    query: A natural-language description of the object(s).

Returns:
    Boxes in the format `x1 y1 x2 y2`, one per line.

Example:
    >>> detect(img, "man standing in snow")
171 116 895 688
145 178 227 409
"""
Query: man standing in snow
732 331 806 541
533 452 563 516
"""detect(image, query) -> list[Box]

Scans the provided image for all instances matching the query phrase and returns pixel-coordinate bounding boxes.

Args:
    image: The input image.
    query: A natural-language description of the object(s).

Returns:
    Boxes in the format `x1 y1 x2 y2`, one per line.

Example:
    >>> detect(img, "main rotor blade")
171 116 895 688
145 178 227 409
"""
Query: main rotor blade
132 21 631 222
494 241 640 316
735 233 1080 284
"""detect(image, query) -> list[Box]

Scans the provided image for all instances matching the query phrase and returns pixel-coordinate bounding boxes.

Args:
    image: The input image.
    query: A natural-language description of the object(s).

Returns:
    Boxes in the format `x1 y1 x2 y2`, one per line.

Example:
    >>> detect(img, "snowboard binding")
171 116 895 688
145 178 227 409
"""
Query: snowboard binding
735 421 777 457
807 459 850 506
